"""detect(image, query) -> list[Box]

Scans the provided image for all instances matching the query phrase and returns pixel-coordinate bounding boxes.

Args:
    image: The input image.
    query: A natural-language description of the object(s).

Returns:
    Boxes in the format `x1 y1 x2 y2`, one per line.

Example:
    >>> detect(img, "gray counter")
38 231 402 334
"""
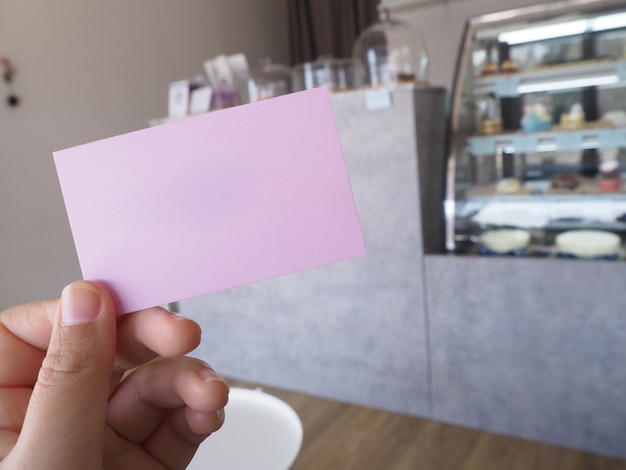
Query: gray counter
426 254 626 458
180 86 626 459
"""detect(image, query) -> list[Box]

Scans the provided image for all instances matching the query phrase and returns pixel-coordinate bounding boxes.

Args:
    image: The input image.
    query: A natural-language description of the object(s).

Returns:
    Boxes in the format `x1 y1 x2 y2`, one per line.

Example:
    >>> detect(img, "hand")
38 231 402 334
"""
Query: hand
0 281 229 469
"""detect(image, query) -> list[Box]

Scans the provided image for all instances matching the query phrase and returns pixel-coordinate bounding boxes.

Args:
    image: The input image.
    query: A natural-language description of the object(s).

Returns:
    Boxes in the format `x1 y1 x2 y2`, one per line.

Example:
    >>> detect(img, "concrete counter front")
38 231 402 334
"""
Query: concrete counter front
425 254 626 459
180 86 626 460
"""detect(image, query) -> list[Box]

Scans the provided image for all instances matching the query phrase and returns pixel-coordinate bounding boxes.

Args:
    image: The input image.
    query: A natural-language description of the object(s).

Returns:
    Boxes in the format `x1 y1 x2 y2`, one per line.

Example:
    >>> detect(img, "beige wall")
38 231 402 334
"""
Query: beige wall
0 0 289 309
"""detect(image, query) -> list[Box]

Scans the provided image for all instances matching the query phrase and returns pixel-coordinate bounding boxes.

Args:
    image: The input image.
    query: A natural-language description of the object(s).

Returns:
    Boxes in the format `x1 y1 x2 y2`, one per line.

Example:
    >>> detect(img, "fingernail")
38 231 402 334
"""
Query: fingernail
216 408 225 423
168 311 191 322
197 367 223 384
61 282 102 326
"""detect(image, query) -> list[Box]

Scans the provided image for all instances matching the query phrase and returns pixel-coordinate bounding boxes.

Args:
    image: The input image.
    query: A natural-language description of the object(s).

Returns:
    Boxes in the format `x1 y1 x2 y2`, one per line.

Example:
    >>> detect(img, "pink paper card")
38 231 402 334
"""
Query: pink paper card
54 88 366 314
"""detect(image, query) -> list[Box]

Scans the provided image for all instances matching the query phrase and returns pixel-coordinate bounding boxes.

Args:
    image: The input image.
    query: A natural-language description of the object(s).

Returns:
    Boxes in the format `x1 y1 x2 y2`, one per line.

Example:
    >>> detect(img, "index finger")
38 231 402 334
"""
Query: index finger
0 298 57 351
0 288 201 388
114 306 201 370
0 299 56 387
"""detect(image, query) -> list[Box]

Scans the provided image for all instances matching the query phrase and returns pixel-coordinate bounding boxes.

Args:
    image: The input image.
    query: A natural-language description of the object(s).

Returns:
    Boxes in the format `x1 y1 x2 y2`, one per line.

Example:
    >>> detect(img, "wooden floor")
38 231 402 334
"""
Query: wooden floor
227 379 626 470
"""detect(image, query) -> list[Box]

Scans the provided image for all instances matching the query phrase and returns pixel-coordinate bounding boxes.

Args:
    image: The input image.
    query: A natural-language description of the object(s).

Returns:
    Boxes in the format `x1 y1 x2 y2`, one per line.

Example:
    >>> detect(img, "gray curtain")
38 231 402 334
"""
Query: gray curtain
288 0 380 65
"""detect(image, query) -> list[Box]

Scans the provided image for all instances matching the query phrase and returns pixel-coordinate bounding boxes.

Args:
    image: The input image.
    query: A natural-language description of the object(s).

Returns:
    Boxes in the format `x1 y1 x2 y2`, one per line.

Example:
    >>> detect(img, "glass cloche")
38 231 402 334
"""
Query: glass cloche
247 58 293 102
353 8 429 87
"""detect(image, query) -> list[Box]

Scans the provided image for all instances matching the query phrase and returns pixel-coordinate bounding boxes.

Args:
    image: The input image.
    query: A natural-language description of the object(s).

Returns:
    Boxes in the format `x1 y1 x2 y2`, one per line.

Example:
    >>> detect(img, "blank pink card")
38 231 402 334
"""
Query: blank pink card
54 88 366 314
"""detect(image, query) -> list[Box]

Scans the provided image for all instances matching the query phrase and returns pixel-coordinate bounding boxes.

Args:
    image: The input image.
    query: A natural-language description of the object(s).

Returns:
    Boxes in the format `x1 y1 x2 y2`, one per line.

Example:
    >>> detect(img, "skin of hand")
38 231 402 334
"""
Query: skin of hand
0 280 229 469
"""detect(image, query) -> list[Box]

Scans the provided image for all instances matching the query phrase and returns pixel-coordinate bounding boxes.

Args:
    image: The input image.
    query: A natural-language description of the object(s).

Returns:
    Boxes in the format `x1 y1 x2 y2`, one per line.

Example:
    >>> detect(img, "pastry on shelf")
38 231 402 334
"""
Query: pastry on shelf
501 58 518 73
559 103 585 130
521 104 552 132
480 118 502 135
481 61 498 76
480 228 530 254
496 177 522 194
599 160 621 192
600 110 626 127
551 171 581 190
555 230 622 259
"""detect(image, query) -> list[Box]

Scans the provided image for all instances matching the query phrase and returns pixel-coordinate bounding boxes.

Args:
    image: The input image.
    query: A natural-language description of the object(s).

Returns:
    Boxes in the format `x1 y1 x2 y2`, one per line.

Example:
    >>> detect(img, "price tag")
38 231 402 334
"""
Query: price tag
168 80 190 119
495 76 520 98
468 136 494 156
514 134 539 153
555 131 584 151
599 128 626 148
364 88 393 110
616 61 626 81
189 86 213 115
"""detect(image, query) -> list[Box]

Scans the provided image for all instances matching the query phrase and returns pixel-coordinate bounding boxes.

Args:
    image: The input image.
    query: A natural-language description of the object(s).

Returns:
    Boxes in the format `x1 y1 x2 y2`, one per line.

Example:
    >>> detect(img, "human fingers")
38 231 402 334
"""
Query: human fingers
103 407 225 470
142 406 225 469
0 324 46 388
0 388 30 459
0 299 56 352
114 307 201 371
108 357 228 441
1 281 116 470
0 296 201 390
105 357 228 467
0 300 56 388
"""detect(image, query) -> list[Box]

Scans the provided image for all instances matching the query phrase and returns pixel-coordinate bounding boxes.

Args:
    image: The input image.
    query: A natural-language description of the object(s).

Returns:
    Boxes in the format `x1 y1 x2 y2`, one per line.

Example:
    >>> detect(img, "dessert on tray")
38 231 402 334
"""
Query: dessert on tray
521 103 552 132
556 230 622 258
559 103 585 130
480 229 531 254
599 160 621 192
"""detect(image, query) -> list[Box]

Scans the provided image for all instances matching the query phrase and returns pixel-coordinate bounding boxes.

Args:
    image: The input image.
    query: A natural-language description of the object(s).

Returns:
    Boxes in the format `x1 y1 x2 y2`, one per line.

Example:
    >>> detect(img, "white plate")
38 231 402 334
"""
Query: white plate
187 387 303 470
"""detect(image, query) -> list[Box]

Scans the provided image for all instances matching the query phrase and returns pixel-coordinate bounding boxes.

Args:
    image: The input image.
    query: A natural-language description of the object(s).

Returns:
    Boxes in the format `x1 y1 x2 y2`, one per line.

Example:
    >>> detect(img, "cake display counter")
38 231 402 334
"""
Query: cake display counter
446 0 626 260
179 75 626 460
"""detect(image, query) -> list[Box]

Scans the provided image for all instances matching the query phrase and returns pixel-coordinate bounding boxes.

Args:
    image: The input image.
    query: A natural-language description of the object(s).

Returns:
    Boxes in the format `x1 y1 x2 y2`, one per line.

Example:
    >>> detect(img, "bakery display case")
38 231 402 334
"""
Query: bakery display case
446 0 626 260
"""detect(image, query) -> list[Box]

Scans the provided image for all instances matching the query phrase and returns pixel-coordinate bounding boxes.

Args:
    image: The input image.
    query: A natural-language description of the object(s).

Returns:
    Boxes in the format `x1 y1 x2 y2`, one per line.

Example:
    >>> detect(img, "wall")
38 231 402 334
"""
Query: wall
0 0 289 309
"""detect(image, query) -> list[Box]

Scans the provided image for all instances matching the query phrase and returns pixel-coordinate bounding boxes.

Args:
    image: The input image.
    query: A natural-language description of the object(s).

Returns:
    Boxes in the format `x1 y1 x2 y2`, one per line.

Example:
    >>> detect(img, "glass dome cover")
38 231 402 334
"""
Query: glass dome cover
353 8 429 87
247 58 292 102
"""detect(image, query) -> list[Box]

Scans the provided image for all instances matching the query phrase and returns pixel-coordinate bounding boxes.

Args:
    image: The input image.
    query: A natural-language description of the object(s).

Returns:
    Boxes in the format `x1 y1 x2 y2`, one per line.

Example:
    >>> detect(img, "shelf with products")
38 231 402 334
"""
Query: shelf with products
467 125 626 156
473 59 626 97
446 0 626 259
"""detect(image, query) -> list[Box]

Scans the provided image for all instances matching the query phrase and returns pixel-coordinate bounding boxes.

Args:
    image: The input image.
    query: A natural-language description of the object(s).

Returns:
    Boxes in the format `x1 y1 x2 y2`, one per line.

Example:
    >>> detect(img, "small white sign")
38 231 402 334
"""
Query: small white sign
190 86 213 115
168 80 190 119
365 87 393 111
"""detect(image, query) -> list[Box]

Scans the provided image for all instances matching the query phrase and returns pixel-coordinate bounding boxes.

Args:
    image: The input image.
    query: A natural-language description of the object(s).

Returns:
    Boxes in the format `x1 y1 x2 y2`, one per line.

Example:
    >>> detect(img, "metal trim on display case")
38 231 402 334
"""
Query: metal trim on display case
445 0 626 252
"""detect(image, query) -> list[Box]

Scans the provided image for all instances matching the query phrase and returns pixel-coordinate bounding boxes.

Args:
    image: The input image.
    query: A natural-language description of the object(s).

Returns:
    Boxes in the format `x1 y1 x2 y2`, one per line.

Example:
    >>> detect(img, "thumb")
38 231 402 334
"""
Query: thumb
8 281 117 469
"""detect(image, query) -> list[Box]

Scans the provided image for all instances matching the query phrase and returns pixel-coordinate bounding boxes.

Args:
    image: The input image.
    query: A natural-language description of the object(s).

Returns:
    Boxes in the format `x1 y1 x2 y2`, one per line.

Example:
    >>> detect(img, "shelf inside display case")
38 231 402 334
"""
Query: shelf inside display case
468 125 626 156
454 197 626 259
446 0 626 259
473 59 626 97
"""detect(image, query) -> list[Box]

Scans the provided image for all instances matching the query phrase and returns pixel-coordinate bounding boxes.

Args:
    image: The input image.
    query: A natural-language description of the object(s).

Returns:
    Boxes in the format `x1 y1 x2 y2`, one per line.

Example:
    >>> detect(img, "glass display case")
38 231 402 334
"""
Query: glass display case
446 0 626 260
